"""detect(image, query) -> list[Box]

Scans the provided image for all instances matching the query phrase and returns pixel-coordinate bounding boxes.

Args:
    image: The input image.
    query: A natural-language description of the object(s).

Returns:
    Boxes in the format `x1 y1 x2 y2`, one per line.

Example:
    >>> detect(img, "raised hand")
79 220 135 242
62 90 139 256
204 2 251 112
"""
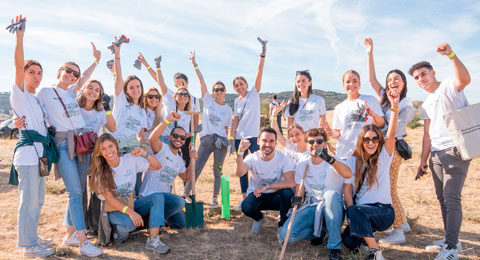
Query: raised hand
133 59 141 70
91 42 101 61
257 37 268 55
108 34 129 54
167 111 181 122
189 51 196 65
102 94 111 111
131 147 147 158
238 139 251 153
387 89 400 108
364 38 373 54
6 15 26 34
315 147 335 164
137 52 146 63
154 56 162 68
436 42 453 56
106 59 114 70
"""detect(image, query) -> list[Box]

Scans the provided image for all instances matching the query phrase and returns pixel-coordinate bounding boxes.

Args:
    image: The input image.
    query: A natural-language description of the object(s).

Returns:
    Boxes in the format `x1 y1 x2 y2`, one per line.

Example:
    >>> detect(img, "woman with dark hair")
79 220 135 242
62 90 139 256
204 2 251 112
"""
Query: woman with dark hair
341 89 400 260
183 51 233 208
35 39 103 257
285 70 331 134
364 38 416 244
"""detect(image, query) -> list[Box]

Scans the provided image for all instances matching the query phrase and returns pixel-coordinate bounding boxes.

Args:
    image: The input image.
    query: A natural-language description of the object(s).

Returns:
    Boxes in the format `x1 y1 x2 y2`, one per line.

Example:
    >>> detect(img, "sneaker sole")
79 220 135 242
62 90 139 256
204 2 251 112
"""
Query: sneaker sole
63 242 80 247
39 240 55 247
24 250 55 258
379 239 406 244
81 251 103 257
145 246 170 254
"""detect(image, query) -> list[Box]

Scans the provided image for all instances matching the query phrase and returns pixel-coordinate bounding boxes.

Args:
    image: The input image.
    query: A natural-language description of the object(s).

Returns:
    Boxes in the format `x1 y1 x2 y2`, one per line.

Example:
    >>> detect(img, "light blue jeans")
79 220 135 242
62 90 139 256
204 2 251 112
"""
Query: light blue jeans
56 139 87 231
16 165 46 247
280 190 344 250
109 192 185 240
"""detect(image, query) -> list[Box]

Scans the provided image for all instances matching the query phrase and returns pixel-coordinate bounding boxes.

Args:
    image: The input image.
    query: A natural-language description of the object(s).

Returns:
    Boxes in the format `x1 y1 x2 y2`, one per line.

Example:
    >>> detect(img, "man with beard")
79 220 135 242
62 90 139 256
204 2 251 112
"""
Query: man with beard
236 127 295 234
138 111 196 230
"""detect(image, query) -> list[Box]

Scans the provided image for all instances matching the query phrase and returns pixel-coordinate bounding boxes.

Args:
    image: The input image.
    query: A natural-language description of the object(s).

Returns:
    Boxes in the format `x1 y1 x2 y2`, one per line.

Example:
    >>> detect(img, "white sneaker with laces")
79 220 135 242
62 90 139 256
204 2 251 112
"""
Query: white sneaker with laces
206 196 219 209
145 235 170 254
426 237 463 253
23 245 55 258
379 229 406 244
62 233 80 247
37 236 54 247
79 239 103 257
233 200 243 211
434 245 458 260
251 218 264 234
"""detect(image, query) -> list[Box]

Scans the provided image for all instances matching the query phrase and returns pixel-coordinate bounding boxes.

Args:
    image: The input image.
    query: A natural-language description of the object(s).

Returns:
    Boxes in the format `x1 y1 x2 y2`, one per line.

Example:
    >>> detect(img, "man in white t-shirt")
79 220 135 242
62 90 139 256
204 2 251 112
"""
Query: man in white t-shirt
409 43 471 260
236 127 295 234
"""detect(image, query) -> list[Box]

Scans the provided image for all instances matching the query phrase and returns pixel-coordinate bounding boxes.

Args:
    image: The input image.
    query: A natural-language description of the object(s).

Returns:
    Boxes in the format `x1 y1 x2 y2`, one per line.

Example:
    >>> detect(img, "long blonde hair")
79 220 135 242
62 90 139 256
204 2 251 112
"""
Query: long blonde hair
77 80 105 112
88 133 118 195
143 88 163 129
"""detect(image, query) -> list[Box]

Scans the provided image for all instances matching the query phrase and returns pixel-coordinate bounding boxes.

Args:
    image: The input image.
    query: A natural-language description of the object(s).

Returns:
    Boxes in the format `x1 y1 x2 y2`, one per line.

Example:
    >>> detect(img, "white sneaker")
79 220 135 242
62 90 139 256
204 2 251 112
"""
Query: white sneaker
426 237 463 253
251 218 264 234
79 239 103 257
434 245 458 260
145 236 170 254
379 229 406 244
23 245 55 258
233 200 243 211
367 248 384 260
62 233 80 247
403 222 411 233
37 236 54 247
206 196 219 209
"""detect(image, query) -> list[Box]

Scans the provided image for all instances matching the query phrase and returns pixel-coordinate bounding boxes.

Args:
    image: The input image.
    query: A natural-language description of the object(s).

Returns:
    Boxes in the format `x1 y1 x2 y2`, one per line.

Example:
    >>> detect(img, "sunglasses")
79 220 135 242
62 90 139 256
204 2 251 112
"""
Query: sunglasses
307 138 324 145
171 133 187 141
64 67 80 78
296 69 310 75
362 136 380 144
213 87 225 93
147 94 161 99
177 92 190 97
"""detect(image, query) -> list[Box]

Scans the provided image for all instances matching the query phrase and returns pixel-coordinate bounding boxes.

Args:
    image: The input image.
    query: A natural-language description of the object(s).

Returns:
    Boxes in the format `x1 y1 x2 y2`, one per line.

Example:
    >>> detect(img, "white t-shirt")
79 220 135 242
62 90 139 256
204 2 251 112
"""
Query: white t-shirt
200 93 232 138
146 108 156 131
161 91 192 137
285 94 327 131
379 91 415 138
333 95 384 158
284 140 310 167
81 108 107 133
140 144 186 197
244 150 294 195
344 145 393 205
167 89 201 113
421 77 468 151
112 91 148 139
98 154 149 200
234 87 260 139
295 158 346 199
36 84 85 131
11 83 47 165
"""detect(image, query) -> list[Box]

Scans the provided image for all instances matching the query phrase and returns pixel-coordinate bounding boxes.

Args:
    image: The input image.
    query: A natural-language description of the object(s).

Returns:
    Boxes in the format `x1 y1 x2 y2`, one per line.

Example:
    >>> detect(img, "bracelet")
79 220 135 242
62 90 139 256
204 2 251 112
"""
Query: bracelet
165 119 171 125
112 72 116 76
122 206 129 214
105 110 112 115
271 117 277 121
144 152 149 159
94 60 99 65
227 136 234 141
448 51 456 59
146 66 151 70
260 54 265 58
194 66 199 70
114 57 120 59
156 67 161 71
390 107 399 112
237 151 244 156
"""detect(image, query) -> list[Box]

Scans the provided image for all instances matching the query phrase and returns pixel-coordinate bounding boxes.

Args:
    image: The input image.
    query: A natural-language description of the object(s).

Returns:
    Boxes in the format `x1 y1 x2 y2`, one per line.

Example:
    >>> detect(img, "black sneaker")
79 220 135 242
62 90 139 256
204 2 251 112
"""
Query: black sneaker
310 236 324 246
329 249 342 260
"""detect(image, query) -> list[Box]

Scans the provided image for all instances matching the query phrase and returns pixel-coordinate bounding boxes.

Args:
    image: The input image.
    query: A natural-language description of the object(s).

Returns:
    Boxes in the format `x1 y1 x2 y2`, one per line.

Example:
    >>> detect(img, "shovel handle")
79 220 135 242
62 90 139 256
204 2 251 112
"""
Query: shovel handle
190 115 196 196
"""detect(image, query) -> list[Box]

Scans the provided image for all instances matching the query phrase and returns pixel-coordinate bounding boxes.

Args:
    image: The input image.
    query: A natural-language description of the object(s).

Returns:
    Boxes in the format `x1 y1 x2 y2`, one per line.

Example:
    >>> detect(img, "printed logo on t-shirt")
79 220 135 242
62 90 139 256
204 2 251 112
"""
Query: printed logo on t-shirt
125 116 142 131
209 112 222 127
85 117 99 132
115 181 134 199
258 168 282 185
156 166 178 184
310 183 326 199
61 102 81 118
297 109 313 122
344 103 368 131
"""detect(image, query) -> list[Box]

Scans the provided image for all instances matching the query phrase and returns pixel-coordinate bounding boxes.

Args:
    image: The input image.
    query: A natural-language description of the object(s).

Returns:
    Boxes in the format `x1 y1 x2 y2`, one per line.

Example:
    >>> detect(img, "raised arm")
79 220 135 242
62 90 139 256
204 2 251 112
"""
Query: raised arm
149 111 181 154
254 37 267 92
384 90 399 156
189 51 208 97
137 52 159 85
102 94 116 132
152 55 169 95
364 38 383 97
236 139 251 177
12 15 26 90
437 43 471 92
77 42 101 90
113 39 123 97
130 147 162 170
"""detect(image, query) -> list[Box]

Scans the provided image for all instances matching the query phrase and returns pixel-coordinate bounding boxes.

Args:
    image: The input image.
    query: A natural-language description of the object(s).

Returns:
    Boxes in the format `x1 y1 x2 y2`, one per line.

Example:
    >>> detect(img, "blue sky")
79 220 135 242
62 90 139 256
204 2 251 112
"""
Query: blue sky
1 0 479 103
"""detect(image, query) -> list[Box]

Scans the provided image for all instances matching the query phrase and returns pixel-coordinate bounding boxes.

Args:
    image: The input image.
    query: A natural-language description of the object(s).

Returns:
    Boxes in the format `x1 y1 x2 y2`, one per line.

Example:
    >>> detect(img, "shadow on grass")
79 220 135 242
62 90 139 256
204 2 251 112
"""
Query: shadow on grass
0 170 16 194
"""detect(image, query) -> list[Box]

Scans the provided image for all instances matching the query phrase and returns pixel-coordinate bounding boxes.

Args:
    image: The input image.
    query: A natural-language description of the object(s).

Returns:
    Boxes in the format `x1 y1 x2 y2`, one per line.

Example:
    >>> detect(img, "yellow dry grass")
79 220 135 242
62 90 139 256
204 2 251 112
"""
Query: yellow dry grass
0 111 479 259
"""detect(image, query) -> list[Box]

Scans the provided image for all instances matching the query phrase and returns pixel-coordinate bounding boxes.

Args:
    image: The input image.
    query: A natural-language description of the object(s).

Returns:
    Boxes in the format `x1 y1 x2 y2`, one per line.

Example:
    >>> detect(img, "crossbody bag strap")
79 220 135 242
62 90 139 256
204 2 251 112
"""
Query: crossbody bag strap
53 88 78 135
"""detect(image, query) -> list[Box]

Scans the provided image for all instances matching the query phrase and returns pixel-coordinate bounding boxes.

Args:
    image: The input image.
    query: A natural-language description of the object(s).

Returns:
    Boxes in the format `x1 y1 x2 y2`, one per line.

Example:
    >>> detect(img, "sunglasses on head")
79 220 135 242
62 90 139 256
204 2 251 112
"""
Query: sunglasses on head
213 87 225 93
362 136 380 144
307 138 324 145
177 92 190 97
296 69 310 75
171 133 187 141
147 94 160 99
64 67 80 78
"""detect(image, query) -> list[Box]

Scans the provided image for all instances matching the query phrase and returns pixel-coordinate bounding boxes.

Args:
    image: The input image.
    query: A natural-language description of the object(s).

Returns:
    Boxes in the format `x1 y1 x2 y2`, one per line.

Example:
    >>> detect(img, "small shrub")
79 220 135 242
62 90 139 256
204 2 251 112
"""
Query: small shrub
46 180 66 194
408 114 422 129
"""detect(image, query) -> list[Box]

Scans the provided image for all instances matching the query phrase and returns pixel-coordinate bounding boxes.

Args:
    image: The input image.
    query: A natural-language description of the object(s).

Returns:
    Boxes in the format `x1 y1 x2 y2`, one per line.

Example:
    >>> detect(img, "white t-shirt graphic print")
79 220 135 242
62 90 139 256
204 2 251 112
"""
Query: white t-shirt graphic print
112 91 147 139
285 94 327 131
200 93 232 138
234 87 261 139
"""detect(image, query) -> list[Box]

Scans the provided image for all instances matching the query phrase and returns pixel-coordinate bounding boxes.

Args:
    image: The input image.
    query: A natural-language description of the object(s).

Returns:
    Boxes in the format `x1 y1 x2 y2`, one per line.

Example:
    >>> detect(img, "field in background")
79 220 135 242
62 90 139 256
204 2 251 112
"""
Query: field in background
0 111 479 259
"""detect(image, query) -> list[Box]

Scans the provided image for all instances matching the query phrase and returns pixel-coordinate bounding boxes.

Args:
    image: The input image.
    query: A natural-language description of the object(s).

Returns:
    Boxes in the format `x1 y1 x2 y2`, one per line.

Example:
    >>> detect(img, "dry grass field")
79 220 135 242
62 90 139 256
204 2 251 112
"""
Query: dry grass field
0 111 479 259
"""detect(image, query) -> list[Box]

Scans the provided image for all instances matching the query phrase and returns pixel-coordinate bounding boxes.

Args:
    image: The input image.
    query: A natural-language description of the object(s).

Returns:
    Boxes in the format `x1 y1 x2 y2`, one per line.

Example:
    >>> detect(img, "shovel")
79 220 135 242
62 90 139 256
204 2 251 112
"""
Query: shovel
185 112 204 229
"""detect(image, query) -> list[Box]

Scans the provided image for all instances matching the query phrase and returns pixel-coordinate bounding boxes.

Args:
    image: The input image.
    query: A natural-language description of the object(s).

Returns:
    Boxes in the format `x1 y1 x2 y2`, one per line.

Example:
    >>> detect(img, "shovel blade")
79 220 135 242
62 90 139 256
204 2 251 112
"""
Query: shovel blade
185 195 204 229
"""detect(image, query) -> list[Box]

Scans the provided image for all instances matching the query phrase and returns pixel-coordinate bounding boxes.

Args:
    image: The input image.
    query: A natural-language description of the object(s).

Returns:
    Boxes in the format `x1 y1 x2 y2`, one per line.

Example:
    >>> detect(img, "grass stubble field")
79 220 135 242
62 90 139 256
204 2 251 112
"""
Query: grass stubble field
0 111 479 260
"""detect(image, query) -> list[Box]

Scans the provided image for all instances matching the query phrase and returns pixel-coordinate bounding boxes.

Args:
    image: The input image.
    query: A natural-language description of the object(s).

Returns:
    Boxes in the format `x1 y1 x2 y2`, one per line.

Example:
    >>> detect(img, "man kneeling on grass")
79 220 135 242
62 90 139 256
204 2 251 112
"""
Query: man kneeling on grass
278 128 352 260
236 127 295 234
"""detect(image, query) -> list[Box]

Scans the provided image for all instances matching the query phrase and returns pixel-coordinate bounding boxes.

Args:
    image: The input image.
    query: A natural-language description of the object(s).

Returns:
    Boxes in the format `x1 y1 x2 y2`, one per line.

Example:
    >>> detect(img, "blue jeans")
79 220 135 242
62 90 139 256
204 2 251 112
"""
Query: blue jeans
16 165 46 247
56 139 87 231
109 192 185 240
241 188 293 227
235 137 259 194
279 190 344 250
342 203 395 251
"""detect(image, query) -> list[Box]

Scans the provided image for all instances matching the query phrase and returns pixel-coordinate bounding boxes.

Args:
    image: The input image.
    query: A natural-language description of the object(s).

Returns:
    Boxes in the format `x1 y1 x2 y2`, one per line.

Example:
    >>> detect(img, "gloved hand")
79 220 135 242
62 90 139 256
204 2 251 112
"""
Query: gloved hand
315 147 335 165
257 37 268 55
102 94 111 111
107 34 129 54
6 17 26 34
133 59 141 70
154 56 162 68
291 196 303 207
106 59 114 69
215 136 229 149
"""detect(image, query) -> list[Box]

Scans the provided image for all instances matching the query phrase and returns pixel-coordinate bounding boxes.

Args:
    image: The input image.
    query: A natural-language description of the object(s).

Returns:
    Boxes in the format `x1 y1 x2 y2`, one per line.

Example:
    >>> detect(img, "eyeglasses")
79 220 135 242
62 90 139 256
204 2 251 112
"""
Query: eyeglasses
213 87 225 93
171 133 187 141
362 136 380 144
64 67 80 78
307 138 324 145
296 69 310 75
177 93 190 97
147 94 160 99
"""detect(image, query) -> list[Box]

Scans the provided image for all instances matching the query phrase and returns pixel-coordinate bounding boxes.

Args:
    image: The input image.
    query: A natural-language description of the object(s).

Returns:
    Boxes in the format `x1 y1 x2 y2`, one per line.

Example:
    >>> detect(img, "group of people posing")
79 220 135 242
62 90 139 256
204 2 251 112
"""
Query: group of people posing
8 15 472 260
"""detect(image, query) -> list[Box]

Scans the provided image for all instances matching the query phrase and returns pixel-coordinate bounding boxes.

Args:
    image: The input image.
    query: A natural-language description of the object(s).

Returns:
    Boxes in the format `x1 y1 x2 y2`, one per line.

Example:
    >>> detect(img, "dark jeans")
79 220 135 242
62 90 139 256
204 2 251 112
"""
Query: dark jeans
235 137 259 194
241 188 293 227
342 203 394 251
276 115 283 135
430 147 471 249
